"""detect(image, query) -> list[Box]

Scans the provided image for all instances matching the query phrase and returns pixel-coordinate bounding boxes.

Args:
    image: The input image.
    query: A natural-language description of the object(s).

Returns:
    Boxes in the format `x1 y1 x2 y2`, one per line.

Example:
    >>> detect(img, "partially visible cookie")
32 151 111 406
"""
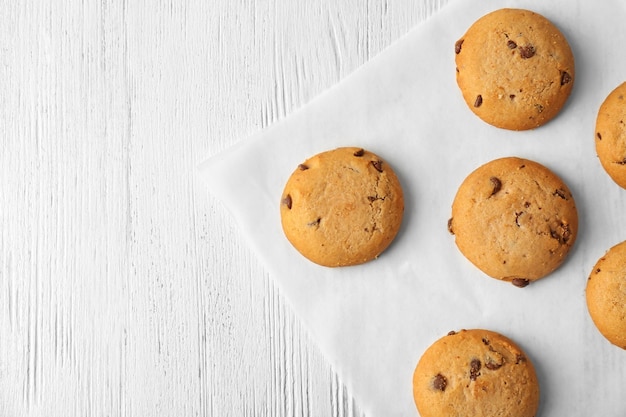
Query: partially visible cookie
413 329 540 417
595 82 626 189
449 157 578 286
280 147 404 267
455 8 575 130
586 241 626 349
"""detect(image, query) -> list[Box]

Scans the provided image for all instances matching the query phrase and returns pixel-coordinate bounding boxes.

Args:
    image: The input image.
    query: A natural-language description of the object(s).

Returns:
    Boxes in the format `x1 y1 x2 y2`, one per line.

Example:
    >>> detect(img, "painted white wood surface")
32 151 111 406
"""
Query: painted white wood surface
1 0 448 415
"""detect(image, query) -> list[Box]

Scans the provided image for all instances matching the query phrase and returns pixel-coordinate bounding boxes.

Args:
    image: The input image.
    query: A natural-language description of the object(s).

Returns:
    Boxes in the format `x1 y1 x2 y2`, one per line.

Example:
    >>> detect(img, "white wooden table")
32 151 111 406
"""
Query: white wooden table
2 1 447 415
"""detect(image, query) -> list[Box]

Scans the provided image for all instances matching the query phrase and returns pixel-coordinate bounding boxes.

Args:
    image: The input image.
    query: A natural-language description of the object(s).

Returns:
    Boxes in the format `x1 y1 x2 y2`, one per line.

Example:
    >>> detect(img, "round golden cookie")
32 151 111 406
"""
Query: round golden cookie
280 147 404 267
449 157 578 286
595 81 626 189
586 241 626 349
413 329 540 417
455 8 575 130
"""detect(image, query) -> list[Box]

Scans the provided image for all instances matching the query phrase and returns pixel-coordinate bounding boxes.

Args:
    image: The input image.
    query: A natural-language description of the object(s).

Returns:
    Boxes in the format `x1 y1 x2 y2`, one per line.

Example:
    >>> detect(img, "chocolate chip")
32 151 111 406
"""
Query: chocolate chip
507 40 517 49
515 354 526 364
282 194 292 209
561 223 572 243
509 94 516 100
433 374 447 391
455 39 464 54
371 160 383 173
515 211 523 227
597 132 602 140
489 177 502 197
561 71 572 85
474 95 483 107
298 164 309 171
353 149 365 157
551 223 571 244
518 44 536 59
469 359 481 381
485 360 503 370
307 217 321 227
617 158 626 165
524 201 531 208
367 196 377 202
512 278 530 288
482 338 490 346
447 330 456 336
447 218 455 235
553 189 567 200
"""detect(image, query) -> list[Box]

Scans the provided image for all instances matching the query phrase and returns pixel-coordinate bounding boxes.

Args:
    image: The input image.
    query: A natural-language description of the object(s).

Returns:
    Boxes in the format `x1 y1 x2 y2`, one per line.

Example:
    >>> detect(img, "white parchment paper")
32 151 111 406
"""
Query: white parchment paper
199 0 626 415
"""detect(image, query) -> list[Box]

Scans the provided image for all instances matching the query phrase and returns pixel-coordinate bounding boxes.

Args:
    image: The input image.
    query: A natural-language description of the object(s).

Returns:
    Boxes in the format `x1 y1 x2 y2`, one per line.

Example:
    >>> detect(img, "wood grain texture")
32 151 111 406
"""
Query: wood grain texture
1 0 447 416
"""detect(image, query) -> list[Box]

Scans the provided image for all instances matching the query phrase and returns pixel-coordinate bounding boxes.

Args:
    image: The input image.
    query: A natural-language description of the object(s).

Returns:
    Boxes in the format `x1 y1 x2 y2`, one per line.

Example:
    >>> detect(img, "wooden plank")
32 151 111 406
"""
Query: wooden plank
0 0 447 416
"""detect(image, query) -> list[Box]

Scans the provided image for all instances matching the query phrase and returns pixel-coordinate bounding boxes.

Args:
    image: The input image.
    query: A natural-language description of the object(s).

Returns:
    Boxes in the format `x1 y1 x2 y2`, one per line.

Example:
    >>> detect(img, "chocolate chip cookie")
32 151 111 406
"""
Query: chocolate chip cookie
455 8 575 130
595 81 626 189
449 157 578 286
413 329 540 417
586 240 626 349
280 147 404 267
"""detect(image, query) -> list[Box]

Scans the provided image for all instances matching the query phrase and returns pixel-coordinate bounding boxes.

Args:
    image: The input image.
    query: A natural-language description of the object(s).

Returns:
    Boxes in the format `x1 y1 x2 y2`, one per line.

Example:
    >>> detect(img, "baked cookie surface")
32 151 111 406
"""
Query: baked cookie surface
586 241 626 349
595 81 626 189
449 157 578 286
455 8 575 130
413 329 540 417
280 147 404 267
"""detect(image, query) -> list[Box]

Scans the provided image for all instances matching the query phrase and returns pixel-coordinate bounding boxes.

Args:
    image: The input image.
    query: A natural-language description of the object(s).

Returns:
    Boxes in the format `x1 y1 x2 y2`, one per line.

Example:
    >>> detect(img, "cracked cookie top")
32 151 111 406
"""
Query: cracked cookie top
455 8 575 130
413 329 540 417
280 147 404 267
449 157 578 285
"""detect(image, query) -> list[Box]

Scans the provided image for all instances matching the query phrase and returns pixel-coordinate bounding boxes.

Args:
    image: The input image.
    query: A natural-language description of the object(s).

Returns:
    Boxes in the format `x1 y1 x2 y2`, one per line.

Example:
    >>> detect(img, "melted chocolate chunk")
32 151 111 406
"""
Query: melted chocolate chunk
455 39 464 54
561 71 572 85
512 278 530 288
433 374 448 391
518 44 536 59
474 95 483 108
307 217 321 227
371 160 383 173
485 360 503 370
489 177 502 197
561 223 572 243
353 149 365 157
282 194 292 209
469 359 481 381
